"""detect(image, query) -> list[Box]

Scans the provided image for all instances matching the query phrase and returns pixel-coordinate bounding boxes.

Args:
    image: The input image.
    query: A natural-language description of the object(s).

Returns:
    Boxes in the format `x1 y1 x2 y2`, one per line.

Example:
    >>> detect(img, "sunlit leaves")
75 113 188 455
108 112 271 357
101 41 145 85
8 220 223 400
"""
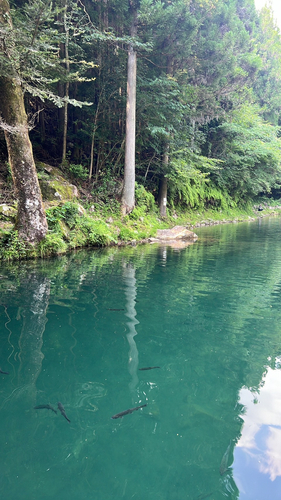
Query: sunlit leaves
210 104 281 199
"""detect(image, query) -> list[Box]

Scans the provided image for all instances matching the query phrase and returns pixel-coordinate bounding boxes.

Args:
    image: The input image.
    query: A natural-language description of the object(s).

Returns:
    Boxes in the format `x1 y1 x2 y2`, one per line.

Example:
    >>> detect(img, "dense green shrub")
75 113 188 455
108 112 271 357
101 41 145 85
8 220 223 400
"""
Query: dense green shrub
46 202 80 231
135 183 156 212
37 233 68 257
68 164 88 181
0 231 31 260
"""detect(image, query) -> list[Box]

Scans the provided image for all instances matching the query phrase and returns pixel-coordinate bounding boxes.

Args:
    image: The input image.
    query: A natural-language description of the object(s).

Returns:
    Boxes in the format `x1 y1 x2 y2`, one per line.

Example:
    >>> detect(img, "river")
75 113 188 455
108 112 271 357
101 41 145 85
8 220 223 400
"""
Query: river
0 216 281 500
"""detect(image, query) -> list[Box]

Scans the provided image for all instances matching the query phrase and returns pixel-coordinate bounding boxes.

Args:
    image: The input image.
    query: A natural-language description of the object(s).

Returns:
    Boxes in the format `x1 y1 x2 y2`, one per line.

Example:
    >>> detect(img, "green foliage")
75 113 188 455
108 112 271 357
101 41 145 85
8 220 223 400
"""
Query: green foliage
118 226 139 241
37 233 68 258
129 206 147 220
167 149 229 209
254 5 281 124
68 164 88 181
46 202 80 231
2 0 281 261
0 231 31 260
209 104 281 200
135 182 156 211
78 217 117 246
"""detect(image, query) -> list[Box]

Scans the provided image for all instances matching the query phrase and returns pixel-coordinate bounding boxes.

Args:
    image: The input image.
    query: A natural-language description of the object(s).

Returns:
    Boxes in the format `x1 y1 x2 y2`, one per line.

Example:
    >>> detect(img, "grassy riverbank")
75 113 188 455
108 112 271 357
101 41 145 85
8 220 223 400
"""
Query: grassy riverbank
0 197 280 261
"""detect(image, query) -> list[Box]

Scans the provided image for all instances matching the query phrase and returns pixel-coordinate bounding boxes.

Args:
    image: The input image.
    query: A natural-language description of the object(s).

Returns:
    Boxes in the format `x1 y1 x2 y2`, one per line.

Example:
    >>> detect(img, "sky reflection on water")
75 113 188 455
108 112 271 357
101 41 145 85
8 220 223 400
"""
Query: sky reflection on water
234 364 281 498
2 219 281 499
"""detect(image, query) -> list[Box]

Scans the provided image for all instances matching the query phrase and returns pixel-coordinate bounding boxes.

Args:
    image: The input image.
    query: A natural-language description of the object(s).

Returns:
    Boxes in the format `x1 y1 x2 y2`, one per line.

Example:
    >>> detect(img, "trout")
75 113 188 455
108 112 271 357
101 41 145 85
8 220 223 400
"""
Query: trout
34 404 57 414
111 404 147 419
58 402 71 423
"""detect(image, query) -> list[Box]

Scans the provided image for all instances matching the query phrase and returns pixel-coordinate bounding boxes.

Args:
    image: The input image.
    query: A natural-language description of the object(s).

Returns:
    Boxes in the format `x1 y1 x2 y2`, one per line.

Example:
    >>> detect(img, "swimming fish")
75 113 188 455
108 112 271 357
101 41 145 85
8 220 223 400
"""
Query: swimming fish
196 492 213 500
58 402 71 422
107 308 125 311
139 367 160 371
0 369 9 375
111 404 147 419
34 404 57 414
220 441 232 475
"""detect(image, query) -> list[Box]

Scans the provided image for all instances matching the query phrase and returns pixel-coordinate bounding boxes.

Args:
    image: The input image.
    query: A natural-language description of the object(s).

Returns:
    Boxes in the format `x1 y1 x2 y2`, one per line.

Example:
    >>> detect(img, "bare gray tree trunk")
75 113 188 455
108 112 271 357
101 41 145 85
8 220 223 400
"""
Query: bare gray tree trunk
62 0 70 163
0 0 48 243
158 149 168 217
89 94 101 180
157 54 173 217
121 11 137 215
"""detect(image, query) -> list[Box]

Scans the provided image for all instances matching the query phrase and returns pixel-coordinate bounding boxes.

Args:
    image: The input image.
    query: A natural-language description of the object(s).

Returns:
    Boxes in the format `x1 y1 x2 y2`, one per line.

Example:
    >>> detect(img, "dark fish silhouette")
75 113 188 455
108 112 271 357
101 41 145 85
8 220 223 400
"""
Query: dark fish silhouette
0 369 9 375
196 491 213 500
139 366 160 371
111 404 147 419
34 404 57 414
220 441 232 475
58 402 71 422
107 308 125 311
196 492 213 500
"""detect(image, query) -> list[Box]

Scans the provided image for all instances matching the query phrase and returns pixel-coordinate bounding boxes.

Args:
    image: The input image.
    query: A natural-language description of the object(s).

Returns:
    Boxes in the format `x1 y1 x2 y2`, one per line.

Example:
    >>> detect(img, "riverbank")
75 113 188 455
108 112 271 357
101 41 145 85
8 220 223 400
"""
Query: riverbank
0 198 280 260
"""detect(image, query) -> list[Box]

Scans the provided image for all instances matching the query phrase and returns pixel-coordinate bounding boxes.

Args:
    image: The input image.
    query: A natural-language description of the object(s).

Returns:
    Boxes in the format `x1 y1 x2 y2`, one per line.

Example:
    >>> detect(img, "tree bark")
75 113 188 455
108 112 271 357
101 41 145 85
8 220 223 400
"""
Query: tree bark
0 0 48 243
121 9 137 215
157 53 173 217
158 149 168 217
62 0 70 163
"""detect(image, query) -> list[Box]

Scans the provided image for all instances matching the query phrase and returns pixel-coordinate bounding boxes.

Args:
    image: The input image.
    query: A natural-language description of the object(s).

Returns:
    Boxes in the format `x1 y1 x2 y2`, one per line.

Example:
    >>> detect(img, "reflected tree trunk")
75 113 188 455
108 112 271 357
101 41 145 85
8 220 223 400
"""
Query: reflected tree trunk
123 263 139 393
18 272 50 403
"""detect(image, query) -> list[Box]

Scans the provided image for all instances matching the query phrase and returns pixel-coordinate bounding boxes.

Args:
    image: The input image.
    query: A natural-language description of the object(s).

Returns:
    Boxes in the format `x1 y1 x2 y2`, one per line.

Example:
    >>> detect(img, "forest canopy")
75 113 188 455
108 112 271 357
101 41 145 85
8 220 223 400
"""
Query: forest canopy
1 0 281 239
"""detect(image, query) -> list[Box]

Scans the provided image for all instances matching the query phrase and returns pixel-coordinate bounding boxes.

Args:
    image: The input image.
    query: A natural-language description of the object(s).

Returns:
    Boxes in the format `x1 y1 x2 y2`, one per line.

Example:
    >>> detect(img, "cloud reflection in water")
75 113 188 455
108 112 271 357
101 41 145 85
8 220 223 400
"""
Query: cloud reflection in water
234 366 281 496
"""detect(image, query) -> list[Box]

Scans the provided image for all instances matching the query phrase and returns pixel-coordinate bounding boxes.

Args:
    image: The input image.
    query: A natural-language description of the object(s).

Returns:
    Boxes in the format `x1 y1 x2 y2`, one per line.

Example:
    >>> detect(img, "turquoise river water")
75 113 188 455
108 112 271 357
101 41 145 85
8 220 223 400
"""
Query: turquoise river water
1 217 281 500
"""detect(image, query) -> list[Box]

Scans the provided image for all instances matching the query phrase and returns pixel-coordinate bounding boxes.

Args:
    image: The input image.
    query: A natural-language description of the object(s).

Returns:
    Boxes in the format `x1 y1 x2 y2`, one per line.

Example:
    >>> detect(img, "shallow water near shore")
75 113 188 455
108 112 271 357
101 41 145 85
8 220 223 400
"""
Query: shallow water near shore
1 216 281 499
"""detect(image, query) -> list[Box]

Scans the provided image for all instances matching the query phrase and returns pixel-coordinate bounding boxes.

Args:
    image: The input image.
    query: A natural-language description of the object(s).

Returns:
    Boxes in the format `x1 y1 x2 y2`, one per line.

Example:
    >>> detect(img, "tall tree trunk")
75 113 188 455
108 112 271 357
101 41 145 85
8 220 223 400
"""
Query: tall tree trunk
0 0 48 243
121 9 137 215
157 54 173 217
158 149 168 217
62 0 70 163
89 92 101 180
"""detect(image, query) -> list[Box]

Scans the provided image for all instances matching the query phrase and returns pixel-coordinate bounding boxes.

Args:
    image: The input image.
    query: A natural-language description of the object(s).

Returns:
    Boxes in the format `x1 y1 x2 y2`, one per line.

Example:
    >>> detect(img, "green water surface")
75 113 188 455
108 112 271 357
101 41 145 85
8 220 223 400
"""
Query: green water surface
1 217 281 500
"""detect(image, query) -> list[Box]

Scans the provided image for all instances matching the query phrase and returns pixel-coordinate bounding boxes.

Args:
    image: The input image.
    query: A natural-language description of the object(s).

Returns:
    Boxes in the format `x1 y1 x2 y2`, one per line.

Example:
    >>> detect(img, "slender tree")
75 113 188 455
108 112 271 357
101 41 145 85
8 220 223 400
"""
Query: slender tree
62 0 70 162
121 1 138 215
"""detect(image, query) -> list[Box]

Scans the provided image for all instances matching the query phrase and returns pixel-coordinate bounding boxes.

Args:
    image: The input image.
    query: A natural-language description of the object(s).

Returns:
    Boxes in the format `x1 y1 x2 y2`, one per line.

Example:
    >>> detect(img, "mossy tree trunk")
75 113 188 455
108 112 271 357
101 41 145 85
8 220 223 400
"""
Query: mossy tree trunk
0 0 48 243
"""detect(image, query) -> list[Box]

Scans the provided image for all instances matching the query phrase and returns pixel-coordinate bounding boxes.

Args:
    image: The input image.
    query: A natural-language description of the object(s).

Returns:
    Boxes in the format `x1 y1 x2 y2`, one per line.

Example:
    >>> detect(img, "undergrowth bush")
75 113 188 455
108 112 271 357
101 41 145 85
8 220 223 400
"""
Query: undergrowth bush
37 233 68 257
0 230 31 260
135 182 156 212
118 226 139 241
79 218 116 246
68 164 88 181
46 202 80 231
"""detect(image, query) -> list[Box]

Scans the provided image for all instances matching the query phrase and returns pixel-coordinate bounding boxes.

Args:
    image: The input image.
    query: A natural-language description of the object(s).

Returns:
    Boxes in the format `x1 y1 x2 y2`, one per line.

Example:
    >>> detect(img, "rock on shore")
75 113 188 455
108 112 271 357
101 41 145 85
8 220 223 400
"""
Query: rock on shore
149 226 198 244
